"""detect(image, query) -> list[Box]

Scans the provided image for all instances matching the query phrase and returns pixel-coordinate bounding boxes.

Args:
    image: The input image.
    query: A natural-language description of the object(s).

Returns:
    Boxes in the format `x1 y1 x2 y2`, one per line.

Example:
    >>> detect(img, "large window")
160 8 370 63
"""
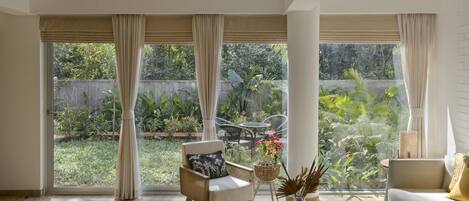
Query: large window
137 44 200 187
216 43 288 167
51 43 118 187
318 44 408 190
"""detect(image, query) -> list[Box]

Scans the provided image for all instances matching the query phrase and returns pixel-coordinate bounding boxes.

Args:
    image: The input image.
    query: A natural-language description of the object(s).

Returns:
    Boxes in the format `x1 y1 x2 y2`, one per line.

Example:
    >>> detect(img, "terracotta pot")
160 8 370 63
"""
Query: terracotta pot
254 163 281 181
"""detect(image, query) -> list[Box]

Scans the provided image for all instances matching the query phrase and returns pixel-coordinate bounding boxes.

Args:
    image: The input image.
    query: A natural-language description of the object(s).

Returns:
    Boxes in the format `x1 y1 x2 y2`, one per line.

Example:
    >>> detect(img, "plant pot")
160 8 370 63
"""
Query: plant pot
285 192 320 201
254 163 280 181
286 192 319 201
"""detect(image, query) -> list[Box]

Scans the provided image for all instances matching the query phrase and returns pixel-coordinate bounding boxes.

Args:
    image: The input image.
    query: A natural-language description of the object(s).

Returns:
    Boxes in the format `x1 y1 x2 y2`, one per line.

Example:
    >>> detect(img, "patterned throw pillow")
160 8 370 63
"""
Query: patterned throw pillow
187 151 229 179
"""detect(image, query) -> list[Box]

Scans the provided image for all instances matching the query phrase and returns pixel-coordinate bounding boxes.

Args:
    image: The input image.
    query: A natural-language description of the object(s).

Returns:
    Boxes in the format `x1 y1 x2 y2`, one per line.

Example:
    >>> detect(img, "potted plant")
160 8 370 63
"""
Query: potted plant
254 133 284 181
277 157 328 201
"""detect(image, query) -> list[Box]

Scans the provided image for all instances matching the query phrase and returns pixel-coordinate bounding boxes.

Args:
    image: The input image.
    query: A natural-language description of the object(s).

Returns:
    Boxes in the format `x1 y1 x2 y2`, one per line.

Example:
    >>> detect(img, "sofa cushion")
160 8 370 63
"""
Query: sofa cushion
209 176 253 201
388 188 451 201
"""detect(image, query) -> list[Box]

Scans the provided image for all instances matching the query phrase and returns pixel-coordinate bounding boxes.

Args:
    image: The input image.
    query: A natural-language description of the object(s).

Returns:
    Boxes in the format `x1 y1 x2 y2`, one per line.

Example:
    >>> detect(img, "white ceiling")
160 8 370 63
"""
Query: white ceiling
0 0 442 15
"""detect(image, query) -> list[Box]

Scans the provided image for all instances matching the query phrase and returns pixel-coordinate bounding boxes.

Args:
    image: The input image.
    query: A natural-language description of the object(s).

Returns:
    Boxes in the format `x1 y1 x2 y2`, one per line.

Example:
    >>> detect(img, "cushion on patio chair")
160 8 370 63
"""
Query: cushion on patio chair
388 188 451 201
209 176 253 201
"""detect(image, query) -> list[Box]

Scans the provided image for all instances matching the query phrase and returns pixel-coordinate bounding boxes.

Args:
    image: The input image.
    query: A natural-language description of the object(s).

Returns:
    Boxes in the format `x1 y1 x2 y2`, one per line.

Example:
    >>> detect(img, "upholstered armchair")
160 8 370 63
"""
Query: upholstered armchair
180 140 255 201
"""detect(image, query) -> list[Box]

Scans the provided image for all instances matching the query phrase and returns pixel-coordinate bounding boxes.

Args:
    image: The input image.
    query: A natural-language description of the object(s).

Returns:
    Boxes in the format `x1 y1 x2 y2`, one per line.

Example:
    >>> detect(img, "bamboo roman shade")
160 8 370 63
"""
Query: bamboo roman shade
40 14 400 43
320 15 400 43
224 15 287 43
40 16 114 43
145 15 192 44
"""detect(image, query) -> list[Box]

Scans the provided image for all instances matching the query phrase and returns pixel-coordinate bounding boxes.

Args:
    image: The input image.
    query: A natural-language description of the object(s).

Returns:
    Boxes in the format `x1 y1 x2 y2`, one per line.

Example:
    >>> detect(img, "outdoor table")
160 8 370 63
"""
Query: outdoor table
239 122 271 139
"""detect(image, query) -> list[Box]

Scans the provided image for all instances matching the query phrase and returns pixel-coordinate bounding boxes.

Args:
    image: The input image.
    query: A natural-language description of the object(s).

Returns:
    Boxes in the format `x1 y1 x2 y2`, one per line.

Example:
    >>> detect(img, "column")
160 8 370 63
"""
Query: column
287 5 320 175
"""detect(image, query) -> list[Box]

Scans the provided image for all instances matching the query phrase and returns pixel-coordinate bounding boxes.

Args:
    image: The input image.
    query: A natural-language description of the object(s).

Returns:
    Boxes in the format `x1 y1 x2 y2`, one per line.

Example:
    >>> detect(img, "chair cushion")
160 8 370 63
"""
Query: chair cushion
388 188 451 201
181 140 224 167
187 151 229 179
448 154 469 201
209 176 253 201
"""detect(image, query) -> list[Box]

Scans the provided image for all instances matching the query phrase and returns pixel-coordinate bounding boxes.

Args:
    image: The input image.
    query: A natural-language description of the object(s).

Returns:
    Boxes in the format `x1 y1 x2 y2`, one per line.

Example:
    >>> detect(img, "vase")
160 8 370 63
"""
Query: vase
286 195 305 201
254 162 280 181
286 192 319 201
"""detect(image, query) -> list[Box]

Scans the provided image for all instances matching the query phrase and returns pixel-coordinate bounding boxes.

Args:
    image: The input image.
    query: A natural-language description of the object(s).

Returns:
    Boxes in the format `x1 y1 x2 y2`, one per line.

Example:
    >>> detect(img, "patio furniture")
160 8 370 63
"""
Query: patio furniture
180 140 255 201
263 114 287 137
215 117 235 135
239 122 271 139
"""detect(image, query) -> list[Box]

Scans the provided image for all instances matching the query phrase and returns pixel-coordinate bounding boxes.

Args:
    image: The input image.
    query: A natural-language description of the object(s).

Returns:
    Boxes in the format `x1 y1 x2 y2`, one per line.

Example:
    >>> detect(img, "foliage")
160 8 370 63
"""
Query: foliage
53 43 116 80
141 45 195 80
163 117 181 136
180 116 199 133
277 159 328 199
318 68 408 190
319 44 398 80
55 106 109 137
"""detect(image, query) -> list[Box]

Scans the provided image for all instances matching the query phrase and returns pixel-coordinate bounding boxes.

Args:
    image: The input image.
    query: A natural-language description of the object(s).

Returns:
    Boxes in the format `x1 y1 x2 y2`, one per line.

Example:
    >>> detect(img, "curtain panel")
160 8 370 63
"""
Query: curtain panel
112 14 145 200
192 14 224 141
398 14 436 158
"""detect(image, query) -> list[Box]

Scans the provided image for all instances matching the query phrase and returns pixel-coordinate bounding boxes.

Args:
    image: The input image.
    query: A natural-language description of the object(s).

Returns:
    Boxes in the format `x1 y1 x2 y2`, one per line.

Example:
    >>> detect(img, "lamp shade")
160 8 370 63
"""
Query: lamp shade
399 131 418 158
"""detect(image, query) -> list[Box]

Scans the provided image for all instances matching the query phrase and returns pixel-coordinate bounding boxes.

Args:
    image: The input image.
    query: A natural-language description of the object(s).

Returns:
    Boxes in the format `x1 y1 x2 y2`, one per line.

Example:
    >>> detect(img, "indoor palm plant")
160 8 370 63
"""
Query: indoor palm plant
277 157 328 201
254 133 284 181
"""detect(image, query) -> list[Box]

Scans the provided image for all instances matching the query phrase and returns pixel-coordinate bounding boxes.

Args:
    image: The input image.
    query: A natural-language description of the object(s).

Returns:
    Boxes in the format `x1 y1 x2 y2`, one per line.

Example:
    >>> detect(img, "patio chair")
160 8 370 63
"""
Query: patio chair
180 140 255 201
263 114 287 137
215 117 235 136
219 124 256 160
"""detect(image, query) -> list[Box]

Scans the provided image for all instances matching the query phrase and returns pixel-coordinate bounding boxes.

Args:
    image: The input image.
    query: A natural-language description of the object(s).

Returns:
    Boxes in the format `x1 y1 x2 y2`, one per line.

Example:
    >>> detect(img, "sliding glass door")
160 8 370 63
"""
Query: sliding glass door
48 42 118 191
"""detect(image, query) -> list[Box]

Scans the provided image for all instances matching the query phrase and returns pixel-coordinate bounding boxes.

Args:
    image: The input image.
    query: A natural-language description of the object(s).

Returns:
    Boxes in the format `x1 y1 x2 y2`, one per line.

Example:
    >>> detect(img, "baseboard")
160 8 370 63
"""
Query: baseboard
0 189 43 197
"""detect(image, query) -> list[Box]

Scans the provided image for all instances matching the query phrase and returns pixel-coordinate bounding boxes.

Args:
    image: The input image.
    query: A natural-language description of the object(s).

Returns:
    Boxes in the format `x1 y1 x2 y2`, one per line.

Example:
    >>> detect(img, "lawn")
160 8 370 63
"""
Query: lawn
54 138 257 187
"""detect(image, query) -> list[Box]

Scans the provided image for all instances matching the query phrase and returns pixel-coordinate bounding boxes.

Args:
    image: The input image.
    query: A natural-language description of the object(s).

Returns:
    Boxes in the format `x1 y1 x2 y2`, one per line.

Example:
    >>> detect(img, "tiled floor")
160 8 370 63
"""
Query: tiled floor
0 194 384 201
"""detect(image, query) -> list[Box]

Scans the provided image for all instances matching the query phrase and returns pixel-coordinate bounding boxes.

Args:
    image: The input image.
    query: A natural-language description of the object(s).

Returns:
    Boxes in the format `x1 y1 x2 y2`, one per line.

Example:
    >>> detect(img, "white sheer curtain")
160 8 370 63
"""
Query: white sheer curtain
192 15 224 141
398 14 436 158
112 14 145 200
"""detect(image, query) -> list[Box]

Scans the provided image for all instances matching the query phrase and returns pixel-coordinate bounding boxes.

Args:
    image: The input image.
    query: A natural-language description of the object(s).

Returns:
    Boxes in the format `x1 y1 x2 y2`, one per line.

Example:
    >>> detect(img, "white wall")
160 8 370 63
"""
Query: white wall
443 0 469 154
27 0 441 15
0 12 41 190
0 0 29 15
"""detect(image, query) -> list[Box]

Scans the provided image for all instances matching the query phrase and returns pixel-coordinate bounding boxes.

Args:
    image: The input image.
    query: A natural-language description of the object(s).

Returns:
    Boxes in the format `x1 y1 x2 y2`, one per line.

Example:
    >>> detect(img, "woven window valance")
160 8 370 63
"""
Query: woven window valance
40 14 400 44
223 15 287 43
320 15 400 43
145 15 193 44
40 16 113 43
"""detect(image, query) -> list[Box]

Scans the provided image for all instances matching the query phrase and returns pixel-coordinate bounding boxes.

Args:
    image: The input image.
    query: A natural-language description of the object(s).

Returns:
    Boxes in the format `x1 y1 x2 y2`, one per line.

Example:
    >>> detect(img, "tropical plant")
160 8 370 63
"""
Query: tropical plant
277 158 328 200
180 116 199 133
163 117 181 137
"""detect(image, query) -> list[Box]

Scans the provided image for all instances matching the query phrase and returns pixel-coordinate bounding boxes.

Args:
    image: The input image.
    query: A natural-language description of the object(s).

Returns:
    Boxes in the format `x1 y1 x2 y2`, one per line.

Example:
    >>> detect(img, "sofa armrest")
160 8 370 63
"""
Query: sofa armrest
226 161 254 182
388 159 445 189
180 166 209 201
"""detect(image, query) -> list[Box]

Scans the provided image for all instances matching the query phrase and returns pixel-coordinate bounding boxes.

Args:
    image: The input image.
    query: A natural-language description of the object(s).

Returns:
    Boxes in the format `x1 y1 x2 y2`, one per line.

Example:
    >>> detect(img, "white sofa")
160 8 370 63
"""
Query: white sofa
386 159 452 201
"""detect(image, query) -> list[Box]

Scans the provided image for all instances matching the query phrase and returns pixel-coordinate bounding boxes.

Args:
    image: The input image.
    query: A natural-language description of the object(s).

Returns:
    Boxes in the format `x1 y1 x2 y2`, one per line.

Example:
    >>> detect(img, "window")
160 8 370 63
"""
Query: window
51 43 118 187
137 44 200 187
217 43 288 167
318 44 408 190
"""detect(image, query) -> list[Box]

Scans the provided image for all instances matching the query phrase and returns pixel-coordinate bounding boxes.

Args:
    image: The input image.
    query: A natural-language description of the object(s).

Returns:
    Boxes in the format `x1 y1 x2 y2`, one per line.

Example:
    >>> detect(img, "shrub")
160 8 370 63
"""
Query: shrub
180 116 199 133
163 117 181 137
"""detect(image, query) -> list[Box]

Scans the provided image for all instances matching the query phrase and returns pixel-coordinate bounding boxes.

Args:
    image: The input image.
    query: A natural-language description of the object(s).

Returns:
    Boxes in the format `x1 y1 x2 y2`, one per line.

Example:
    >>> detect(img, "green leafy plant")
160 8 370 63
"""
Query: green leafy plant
163 117 181 138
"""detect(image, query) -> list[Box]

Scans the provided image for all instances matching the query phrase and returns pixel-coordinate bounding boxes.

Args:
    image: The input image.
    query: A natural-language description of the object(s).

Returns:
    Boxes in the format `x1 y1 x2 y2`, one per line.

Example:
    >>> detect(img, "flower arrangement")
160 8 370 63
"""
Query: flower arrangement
256 133 284 165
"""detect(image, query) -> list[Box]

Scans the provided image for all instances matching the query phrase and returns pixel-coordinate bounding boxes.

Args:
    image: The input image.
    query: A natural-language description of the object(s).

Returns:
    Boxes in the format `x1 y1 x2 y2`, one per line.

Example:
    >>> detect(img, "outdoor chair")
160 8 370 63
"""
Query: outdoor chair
262 114 287 137
218 124 256 158
180 140 255 201
215 117 235 135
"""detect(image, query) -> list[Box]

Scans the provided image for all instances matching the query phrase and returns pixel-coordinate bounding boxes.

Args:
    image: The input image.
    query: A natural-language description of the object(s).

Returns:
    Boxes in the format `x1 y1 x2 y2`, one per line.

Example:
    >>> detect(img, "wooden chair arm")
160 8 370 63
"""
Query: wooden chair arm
179 166 209 201
226 161 255 182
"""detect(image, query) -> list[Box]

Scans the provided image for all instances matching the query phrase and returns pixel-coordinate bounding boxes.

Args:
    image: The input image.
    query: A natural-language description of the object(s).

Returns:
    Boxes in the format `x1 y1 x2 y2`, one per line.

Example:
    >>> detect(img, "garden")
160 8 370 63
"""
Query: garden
52 43 408 190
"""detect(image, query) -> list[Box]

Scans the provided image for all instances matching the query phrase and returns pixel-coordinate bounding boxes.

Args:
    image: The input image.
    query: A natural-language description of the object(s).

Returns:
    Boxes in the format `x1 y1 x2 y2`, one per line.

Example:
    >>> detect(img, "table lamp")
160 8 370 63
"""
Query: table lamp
399 130 418 158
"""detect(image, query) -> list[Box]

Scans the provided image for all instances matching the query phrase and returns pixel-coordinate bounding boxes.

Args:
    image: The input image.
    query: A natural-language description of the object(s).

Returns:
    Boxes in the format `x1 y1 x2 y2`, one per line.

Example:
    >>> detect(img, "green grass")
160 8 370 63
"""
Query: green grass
54 139 257 187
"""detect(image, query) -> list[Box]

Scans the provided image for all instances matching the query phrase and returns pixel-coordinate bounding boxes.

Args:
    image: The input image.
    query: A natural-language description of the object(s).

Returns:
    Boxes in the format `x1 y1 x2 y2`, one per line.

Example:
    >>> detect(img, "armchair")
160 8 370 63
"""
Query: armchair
386 159 452 201
180 140 255 201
